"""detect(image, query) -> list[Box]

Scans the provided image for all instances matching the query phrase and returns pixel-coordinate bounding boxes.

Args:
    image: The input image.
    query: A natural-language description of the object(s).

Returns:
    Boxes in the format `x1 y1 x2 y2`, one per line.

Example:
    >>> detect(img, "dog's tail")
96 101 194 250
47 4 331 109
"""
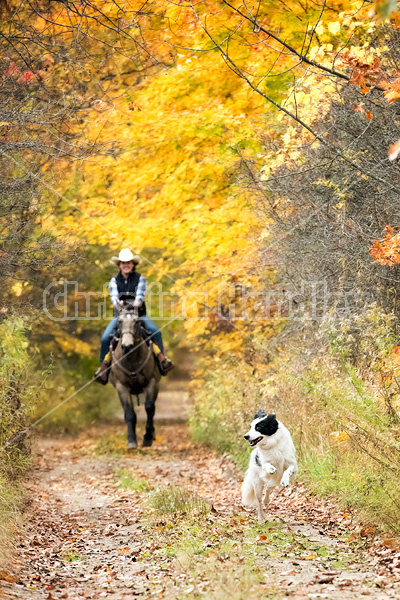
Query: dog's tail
241 472 256 506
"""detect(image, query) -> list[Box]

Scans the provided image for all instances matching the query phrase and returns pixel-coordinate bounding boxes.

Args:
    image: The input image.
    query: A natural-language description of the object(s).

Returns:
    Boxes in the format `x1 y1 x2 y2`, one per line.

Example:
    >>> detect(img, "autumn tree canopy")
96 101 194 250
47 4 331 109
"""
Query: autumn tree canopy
1 0 400 369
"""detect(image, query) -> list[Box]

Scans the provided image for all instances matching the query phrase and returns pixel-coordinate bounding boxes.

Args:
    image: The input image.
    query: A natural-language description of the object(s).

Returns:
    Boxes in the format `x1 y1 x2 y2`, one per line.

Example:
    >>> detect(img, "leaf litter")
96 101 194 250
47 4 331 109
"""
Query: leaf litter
1 422 399 599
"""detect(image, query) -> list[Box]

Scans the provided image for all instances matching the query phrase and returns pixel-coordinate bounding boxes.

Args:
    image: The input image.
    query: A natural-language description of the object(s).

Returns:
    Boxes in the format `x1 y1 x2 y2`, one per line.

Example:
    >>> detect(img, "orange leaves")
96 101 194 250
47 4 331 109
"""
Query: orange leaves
392 11 400 28
2 58 46 84
3 64 34 83
346 55 382 94
19 70 34 83
389 140 400 161
3 62 19 77
353 102 373 120
383 77 400 102
0 570 16 583
344 49 400 106
345 51 400 108
349 70 370 94
369 225 400 266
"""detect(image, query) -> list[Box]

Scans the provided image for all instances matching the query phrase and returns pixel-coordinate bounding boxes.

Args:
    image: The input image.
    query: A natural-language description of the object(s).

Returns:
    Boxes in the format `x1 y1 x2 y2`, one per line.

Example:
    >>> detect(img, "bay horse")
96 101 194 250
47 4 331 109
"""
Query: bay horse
109 304 161 449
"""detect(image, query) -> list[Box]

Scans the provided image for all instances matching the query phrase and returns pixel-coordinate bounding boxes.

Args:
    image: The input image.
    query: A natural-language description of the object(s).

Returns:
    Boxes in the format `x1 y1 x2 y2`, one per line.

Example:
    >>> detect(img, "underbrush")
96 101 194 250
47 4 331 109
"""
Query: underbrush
189 357 261 472
34 355 119 434
189 308 400 535
0 479 24 566
0 316 38 565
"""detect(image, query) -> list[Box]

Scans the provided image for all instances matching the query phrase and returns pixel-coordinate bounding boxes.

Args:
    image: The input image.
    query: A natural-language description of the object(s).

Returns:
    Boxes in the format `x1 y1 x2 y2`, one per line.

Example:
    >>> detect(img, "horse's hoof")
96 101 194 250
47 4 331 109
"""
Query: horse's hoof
142 434 155 447
127 440 137 450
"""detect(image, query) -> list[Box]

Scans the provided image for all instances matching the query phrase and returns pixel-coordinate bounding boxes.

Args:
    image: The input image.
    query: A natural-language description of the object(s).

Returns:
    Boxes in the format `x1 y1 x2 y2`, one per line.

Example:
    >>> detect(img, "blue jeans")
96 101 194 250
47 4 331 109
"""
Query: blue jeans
100 316 164 362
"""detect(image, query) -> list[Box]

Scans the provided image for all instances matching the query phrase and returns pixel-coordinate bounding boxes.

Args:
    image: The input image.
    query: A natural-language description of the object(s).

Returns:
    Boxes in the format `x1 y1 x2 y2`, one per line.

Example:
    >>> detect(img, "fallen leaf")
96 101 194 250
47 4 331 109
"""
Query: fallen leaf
359 526 376 538
0 571 16 583
381 538 400 550
280 569 296 576
389 140 400 161
317 575 335 584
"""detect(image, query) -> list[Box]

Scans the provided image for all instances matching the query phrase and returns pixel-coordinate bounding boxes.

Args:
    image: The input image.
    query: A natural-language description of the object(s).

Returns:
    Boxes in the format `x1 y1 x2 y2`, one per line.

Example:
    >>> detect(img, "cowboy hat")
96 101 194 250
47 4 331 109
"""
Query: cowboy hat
110 248 141 265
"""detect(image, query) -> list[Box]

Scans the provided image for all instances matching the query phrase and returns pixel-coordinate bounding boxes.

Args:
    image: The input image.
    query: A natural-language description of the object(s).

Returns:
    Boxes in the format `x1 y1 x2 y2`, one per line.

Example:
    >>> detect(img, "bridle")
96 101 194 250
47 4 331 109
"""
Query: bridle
111 339 153 382
111 306 154 382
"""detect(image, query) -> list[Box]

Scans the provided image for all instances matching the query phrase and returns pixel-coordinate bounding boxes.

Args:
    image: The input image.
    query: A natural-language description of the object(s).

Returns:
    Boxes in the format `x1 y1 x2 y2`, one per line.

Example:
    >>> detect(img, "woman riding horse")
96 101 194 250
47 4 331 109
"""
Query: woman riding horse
95 248 174 383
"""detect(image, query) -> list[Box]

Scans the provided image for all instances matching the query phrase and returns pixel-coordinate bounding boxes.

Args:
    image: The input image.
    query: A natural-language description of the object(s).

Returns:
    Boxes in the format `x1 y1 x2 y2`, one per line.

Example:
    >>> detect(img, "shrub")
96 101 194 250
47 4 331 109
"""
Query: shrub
0 316 39 564
189 358 262 471
189 311 400 534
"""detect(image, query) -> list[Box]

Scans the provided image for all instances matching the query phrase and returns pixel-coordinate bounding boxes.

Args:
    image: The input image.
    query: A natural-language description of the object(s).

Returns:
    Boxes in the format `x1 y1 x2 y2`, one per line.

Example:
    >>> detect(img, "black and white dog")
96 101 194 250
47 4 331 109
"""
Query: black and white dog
241 410 298 523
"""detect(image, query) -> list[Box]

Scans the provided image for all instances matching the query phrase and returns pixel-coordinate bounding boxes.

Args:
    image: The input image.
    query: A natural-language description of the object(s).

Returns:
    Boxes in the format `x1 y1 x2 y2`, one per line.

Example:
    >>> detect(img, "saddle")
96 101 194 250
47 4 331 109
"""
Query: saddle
105 322 162 381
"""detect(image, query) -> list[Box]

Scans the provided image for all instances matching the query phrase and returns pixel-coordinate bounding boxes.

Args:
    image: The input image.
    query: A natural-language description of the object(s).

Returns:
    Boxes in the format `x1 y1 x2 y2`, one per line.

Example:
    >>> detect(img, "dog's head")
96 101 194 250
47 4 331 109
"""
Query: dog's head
244 410 279 447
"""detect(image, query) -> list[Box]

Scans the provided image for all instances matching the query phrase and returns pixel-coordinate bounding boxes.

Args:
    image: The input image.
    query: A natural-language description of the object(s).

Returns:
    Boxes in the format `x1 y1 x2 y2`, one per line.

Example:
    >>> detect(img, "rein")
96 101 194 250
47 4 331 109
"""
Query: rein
111 338 153 383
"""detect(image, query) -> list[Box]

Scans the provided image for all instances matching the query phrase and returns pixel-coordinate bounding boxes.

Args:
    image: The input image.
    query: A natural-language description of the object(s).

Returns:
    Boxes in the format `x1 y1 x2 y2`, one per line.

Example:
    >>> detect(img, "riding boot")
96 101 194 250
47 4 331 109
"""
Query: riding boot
94 361 110 385
159 357 175 376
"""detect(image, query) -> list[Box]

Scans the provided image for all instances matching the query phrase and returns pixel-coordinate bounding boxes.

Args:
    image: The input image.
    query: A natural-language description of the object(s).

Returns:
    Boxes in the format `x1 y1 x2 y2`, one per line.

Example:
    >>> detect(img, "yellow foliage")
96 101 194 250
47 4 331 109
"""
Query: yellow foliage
46 0 385 358
11 283 23 297
54 335 93 356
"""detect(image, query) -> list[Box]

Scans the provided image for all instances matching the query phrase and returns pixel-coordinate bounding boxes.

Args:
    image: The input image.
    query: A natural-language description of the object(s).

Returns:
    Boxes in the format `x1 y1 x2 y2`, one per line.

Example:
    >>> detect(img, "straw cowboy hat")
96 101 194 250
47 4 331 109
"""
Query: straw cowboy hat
110 248 141 265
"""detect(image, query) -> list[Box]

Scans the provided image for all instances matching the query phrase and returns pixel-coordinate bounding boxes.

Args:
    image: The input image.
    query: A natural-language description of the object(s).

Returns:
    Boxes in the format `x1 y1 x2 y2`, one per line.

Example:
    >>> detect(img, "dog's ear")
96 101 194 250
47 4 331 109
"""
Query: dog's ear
255 413 279 436
254 408 267 420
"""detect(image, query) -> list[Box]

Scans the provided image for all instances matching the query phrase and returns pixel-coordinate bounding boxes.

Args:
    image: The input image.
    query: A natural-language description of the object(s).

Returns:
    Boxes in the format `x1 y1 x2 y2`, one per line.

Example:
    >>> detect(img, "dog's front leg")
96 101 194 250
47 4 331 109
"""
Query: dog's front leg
262 462 276 475
280 465 295 487
260 462 276 484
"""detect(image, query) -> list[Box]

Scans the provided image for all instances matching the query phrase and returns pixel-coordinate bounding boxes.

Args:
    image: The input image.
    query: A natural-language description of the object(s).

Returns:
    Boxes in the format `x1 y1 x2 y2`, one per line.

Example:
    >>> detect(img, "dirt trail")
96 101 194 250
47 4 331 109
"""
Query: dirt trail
1 374 400 600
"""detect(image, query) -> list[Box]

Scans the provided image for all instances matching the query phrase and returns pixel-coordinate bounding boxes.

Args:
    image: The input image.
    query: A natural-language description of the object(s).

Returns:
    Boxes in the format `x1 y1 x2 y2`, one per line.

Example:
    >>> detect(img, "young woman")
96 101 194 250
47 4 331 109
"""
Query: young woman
96 248 174 382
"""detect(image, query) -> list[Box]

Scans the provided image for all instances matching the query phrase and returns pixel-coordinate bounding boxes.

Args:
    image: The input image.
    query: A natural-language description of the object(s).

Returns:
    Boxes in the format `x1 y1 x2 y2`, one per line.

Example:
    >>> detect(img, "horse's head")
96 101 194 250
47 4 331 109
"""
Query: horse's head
118 303 142 355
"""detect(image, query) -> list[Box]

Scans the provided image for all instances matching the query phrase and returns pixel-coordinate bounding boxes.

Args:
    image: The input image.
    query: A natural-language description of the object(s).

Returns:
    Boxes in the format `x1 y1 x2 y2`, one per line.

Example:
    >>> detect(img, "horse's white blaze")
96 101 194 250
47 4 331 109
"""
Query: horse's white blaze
122 331 134 348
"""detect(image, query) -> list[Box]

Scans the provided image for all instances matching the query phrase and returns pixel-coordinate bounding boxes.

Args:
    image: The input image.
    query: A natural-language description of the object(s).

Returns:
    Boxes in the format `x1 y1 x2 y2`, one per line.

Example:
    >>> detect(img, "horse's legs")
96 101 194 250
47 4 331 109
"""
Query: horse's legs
116 383 137 449
143 378 159 447
125 403 137 449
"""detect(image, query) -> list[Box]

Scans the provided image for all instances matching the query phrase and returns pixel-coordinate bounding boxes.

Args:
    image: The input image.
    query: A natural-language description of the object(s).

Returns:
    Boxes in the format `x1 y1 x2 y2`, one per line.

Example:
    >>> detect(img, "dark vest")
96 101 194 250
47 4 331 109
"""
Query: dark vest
115 270 146 317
